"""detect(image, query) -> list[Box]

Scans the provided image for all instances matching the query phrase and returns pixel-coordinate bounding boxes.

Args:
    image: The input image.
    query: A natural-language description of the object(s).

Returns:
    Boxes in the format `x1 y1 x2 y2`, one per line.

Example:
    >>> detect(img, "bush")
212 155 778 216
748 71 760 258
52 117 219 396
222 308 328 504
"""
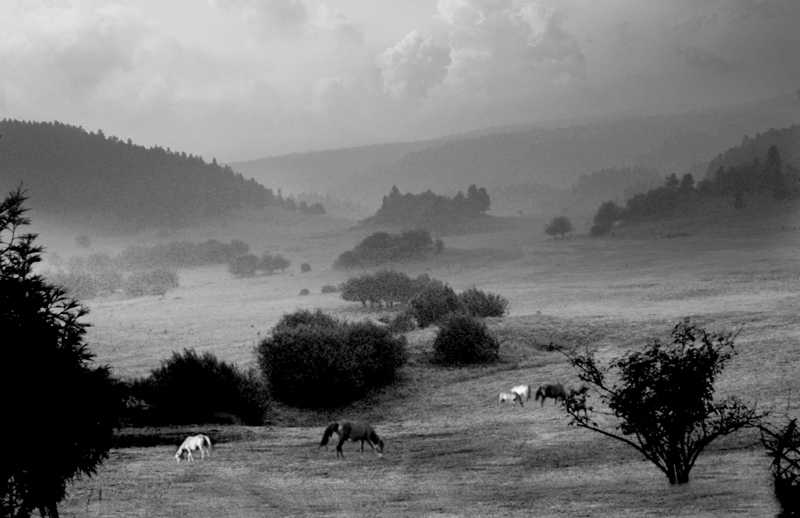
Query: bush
299 288 310 296
228 253 259 277
545 215 573 238
761 417 800 516
300 262 311 273
321 284 339 294
257 311 407 408
123 268 179 297
259 253 290 273
431 313 499 365
408 283 464 328
333 228 436 269
127 349 266 426
458 287 508 318
386 312 417 334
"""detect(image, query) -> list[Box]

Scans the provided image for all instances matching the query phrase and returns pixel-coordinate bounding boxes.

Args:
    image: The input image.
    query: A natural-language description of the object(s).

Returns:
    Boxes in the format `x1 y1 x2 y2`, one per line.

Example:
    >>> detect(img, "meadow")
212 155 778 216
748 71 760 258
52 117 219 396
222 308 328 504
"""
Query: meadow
29 200 800 517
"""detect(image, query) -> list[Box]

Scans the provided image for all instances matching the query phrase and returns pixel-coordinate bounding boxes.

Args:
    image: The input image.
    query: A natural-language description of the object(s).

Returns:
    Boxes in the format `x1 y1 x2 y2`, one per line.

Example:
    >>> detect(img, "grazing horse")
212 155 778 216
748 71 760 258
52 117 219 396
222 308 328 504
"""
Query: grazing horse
498 391 523 407
175 434 212 463
319 421 384 459
534 383 568 407
511 384 532 402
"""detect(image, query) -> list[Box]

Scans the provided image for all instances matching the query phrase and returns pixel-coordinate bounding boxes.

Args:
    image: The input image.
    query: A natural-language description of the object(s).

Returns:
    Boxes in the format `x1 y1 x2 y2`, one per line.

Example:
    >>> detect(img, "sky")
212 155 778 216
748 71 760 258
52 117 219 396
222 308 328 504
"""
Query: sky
1 0 799 162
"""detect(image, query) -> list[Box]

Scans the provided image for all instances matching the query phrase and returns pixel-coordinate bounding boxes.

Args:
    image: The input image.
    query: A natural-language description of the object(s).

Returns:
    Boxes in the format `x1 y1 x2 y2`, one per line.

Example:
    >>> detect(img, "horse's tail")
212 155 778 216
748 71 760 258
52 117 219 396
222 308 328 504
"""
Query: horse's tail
319 423 339 449
203 435 213 451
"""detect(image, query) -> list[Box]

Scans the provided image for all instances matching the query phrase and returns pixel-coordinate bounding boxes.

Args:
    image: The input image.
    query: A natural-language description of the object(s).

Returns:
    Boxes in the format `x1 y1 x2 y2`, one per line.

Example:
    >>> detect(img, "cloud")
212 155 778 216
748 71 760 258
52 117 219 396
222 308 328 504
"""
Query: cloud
208 0 308 35
376 31 451 100
672 45 737 74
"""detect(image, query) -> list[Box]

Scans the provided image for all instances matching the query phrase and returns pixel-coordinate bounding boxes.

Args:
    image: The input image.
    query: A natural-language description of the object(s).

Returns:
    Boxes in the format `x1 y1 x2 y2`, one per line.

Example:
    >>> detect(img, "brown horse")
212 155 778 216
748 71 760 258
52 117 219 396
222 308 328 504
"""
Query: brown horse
319 421 384 459
534 383 568 407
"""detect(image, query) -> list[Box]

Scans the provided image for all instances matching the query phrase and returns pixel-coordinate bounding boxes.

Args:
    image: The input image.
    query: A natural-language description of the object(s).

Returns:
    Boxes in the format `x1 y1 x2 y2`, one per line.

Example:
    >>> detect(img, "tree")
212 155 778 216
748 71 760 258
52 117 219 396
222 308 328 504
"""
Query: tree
559 318 762 485
1 189 120 517
591 201 622 236
545 215 573 238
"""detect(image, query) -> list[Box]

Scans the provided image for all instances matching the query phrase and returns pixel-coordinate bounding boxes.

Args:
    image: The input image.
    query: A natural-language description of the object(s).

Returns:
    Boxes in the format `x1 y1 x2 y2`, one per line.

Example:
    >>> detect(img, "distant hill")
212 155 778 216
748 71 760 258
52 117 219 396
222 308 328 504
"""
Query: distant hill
0 119 320 230
705 124 800 178
230 93 800 211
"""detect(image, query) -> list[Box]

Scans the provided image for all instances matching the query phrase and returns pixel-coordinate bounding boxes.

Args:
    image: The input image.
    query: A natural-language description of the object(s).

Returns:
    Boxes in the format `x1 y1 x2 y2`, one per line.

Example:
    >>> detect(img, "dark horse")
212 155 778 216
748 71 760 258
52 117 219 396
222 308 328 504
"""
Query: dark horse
318 420 385 459
534 383 568 407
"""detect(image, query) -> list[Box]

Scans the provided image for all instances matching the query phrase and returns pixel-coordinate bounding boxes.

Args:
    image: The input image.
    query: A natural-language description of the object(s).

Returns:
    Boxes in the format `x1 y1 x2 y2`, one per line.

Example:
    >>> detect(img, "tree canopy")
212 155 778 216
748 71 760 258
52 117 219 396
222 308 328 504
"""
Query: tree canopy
0 188 121 517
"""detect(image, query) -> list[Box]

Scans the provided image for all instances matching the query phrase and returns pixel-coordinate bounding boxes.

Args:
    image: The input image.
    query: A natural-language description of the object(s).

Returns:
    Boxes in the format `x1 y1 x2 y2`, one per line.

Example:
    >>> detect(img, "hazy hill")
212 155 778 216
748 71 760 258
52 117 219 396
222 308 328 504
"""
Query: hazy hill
705 124 800 178
231 93 800 210
0 119 315 230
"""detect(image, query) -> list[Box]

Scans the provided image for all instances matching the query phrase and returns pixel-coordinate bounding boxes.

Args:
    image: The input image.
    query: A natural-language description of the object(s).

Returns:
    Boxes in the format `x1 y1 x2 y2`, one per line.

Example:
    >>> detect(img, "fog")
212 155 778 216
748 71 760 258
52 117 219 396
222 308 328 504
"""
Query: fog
2 0 799 163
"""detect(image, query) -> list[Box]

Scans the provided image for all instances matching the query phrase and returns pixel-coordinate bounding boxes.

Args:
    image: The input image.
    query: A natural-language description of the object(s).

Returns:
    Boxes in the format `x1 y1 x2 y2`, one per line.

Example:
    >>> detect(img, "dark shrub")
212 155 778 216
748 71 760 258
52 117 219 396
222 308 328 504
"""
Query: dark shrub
339 270 441 309
299 288 310 296
321 284 339 294
545 215 573 238
408 283 464 328
761 418 800 516
228 253 259 277
386 311 417 334
458 287 508 318
333 228 436 269
123 268 179 297
259 253 290 273
45 270 99 300
257 311 407 408
432 313 499 365
127 349 266 426
590 223 611 237
300 262 311 273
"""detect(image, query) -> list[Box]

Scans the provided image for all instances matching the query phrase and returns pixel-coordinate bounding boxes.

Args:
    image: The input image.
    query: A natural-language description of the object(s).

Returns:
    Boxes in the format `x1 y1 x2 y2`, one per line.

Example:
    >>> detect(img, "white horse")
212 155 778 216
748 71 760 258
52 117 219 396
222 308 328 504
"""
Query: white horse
175 434 212 463
498 391 523 407
511 384 532 402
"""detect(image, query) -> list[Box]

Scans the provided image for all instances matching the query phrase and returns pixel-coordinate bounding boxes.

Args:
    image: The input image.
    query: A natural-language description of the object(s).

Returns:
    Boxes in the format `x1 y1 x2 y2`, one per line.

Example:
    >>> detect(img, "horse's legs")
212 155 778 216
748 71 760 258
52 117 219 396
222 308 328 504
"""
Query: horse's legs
336 434 347 458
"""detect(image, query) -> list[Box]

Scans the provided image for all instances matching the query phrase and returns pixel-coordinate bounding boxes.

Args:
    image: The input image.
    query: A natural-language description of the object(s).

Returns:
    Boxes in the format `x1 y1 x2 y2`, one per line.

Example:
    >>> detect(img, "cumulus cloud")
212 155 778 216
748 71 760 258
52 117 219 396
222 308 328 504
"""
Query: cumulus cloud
377 31 451 100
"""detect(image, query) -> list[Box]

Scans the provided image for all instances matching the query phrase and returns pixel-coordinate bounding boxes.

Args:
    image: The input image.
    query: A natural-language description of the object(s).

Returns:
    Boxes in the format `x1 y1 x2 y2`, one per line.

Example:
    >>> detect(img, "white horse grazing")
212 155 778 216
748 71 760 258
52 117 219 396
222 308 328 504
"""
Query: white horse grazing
511 384 532 402
498 391 523 407
175 434 212 463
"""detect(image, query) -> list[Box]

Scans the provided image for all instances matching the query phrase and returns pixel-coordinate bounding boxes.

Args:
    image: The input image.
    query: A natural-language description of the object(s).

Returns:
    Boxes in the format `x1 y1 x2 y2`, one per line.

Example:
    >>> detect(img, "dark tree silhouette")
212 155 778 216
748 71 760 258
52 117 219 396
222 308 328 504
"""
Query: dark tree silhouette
1 189 120 517
559 319 762 485
545 215 573 238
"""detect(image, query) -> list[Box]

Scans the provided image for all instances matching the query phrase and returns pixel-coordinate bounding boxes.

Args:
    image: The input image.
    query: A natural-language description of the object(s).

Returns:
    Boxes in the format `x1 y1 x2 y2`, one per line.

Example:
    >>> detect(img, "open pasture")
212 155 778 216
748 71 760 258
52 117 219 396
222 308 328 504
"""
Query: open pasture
36 206 800 517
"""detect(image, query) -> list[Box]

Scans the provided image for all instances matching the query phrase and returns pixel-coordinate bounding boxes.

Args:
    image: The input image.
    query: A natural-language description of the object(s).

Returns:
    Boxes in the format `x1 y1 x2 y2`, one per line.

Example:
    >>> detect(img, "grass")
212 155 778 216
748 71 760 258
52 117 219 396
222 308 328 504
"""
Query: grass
29 202 800 517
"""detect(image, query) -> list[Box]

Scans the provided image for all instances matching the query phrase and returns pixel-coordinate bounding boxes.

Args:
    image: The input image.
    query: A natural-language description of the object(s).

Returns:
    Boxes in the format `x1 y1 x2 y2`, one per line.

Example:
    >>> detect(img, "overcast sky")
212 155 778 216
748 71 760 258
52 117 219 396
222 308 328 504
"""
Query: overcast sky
2 0 799 162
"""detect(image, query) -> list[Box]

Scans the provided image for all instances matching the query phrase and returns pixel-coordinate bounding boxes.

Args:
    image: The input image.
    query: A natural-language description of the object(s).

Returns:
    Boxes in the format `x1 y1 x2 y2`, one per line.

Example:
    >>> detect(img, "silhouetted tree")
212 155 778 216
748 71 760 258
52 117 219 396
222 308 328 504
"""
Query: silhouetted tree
545 215 573 238
560 319 762 485
1 189 120 517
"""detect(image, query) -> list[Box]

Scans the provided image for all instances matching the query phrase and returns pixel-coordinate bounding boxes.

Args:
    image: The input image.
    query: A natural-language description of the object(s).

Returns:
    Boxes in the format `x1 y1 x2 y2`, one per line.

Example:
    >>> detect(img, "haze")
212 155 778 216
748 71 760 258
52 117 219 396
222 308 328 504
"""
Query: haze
2 0 799 162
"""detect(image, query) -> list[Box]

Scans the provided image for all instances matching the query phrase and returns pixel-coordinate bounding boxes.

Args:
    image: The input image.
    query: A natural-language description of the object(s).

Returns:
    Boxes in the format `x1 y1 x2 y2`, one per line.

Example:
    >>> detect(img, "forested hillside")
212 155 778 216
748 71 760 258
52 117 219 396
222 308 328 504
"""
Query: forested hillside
231 92 800 209
705 124 800 179
0 119 322 230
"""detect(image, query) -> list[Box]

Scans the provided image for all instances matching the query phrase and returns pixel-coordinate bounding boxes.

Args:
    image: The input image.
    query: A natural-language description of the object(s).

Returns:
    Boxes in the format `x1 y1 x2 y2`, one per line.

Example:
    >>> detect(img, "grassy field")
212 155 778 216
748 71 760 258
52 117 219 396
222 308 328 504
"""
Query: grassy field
29 201 800 517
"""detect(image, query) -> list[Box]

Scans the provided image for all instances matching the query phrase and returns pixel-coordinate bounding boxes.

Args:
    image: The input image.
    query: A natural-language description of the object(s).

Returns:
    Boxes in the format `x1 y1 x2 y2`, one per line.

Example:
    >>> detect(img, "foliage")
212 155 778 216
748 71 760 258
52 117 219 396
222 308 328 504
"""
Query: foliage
0 188 122 517
123 268 180 297
127 348 267 426
559 318 763 485
256 310 407 408
760 416 800 516
591 201 623 237
545 215 573 238
228 253 259 277
431 313 499 366
321 284 339 294
258 252 290 273
362 184 490 228
300 262 311 273
333 228 439 269
734 191 746 210
339 270 438 308
458 286 509 318
299 288 309 296
407 282 464 328
0 119 320 230
385 312 418 334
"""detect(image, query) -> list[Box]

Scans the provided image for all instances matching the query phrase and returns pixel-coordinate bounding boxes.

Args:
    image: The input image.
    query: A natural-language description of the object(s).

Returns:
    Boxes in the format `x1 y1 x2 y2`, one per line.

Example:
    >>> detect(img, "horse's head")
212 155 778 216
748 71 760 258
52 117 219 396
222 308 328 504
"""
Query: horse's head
175 448 186 463
376 439 385 457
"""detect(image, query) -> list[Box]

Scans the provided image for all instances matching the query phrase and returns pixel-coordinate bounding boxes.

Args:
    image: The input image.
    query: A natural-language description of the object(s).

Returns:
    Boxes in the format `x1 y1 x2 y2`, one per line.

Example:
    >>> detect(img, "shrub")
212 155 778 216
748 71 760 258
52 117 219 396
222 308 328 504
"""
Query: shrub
127 349 266 426
259 253 290 273
386 311 417 334
458 287 508 318
408 283 464 328
299 288 310 296
300 262 311 273
545 215 573 238
123 268 179 297
761 417 800 516
321 284 339 294
45 270 99 300
590 224 611 237
431 313 499 365
333 228 436 269
340 271 441 309
228 253 259 277
257 311 407 408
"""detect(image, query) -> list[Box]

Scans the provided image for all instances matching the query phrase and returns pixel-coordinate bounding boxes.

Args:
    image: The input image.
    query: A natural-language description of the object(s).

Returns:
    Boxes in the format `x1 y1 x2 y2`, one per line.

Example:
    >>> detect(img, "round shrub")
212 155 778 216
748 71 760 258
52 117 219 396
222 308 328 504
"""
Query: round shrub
128 348 267 426
321 284 339 294
228 253 259 277
257 311 407 408
299 288 310 296
387 311 417 334
432 313 499 366
458 287 509 318
408 283 464 328
300 262 311 273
